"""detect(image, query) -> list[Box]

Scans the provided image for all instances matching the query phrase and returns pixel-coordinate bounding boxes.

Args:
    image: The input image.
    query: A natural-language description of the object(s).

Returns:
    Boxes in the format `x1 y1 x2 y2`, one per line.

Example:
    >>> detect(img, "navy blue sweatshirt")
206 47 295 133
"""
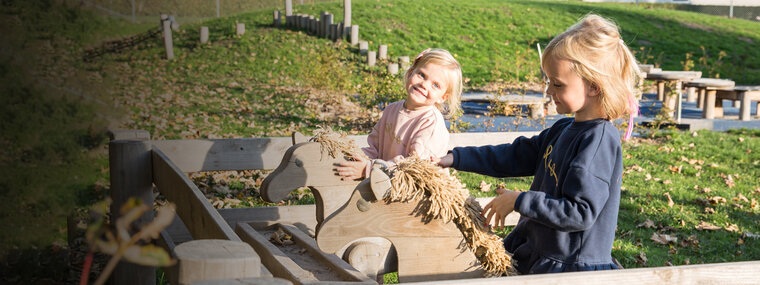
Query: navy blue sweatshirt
451 118 622 274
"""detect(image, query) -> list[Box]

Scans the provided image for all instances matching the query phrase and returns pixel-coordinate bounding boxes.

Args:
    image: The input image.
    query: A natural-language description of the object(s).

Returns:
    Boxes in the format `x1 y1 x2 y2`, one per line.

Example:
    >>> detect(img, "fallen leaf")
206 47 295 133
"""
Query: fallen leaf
479 181 492 193
651 232 678 245
736 194 749 202
724 223 740 232
665 261 674 266
738 137 744 142
637 219 656 228
737 237 745 245
662 179 672 185
636 252 648 266
664 192 674 207
704 207 715 214
696 221 721 230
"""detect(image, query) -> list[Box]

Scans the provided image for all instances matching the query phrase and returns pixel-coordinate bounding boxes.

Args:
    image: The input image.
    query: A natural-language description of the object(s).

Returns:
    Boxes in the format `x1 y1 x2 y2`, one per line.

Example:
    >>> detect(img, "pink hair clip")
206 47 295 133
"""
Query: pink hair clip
415 48 432 62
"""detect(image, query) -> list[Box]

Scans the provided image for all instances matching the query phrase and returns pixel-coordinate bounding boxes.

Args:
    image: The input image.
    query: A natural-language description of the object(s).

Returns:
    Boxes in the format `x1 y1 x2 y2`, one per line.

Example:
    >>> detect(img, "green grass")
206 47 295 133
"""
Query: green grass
2 0 760 283
286 0 760 86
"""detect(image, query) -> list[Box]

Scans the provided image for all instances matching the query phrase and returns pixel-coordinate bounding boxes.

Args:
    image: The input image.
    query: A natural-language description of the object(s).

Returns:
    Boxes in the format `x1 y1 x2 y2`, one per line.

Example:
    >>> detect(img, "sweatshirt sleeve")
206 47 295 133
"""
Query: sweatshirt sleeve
450 131 547 178
362 116 383 160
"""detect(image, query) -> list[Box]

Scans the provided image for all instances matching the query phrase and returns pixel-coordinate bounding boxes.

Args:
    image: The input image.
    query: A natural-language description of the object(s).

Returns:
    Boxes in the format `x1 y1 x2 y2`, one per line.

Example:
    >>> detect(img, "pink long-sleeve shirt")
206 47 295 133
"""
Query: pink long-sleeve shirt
362 100 450 173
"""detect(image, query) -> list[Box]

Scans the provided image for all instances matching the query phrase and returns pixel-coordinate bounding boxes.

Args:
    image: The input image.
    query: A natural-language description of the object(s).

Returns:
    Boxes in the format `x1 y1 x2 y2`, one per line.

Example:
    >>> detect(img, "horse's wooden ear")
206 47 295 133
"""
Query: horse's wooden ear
369 162 392 201
291 132 308 145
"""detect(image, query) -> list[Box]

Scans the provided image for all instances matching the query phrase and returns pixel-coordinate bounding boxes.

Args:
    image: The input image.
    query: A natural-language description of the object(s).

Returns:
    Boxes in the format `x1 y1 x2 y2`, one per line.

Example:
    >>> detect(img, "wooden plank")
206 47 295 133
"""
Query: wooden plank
279 224 375 284
236 223 323 285
219 205 318 234
152 132 540 173
412 260 760 285
152 137 295 172
152 148 239 241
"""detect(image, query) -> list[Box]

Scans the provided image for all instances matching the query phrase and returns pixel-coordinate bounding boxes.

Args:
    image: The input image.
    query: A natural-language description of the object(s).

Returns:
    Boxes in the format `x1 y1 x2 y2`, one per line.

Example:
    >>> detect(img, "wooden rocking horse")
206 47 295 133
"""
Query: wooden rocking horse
260 134 483 282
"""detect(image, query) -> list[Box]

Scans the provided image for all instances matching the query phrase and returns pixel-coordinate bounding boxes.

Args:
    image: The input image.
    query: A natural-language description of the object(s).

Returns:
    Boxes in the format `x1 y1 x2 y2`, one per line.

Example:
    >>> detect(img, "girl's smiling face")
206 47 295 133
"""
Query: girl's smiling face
543 57 604 121
405 63 450 111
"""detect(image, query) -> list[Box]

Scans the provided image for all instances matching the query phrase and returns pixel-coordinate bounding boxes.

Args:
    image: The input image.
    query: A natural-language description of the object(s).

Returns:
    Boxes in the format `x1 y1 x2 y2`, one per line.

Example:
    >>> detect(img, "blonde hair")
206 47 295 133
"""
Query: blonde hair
542 14 641 121
405 48 463 117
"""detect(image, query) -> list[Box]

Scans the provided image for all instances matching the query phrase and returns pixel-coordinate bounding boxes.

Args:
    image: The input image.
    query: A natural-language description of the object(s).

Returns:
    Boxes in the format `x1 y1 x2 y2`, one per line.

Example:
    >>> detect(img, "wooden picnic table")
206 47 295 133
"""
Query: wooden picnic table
645 71 702 122
714 85 760 121
684 78 735 108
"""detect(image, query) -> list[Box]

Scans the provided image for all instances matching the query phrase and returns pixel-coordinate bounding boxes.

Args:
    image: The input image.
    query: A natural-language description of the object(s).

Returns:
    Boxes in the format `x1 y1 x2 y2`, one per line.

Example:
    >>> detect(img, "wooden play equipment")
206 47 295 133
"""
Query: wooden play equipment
107 129 760 285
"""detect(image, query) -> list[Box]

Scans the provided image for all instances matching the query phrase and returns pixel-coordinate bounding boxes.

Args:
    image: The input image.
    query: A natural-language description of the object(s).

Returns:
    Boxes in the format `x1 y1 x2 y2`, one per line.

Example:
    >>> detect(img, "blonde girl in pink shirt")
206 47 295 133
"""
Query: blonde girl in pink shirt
336 48 463 180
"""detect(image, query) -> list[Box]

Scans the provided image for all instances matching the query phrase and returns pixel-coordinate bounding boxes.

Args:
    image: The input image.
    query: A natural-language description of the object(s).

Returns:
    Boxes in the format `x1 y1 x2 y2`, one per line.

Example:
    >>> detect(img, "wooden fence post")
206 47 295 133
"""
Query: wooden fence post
163 20 174 60
378 44 388 60
236 23 245 36
110 140 154 285
399 55 410 71
200 26 209 44
329 23 338 41
367 51 377 67
350 25 359 45
273 10 281 27
285 0 293 16
344 0 351 35
336 22 344 40
319 12 327 37
359 41 368 55
309 16 315 34
388 63 399 75
325 13 333 39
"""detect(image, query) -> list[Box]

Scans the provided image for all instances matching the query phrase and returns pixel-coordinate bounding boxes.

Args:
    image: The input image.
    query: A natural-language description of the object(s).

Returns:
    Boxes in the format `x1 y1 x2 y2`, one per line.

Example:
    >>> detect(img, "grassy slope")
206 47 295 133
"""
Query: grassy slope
290 0 760 86
1 0 759 282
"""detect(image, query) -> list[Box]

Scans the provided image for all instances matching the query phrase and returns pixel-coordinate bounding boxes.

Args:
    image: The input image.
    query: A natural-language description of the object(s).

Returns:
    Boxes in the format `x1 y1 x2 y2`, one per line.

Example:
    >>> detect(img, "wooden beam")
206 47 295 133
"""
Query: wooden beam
151 132 540 173
412 260 760 285
152 148 239 241
236 223 318 284
218 205 318 233
279 224 375 284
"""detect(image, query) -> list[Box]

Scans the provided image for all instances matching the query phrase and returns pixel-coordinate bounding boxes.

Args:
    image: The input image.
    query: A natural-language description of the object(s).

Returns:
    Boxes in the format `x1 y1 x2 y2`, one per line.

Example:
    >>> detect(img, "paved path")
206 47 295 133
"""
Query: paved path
458 93 760 133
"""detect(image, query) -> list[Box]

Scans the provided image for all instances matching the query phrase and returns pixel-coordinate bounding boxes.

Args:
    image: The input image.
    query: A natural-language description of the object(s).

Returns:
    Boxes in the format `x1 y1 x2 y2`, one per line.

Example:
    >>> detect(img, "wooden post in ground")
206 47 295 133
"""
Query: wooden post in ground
236 23 245 36
350 25 359 45
399 56 410 72
160 14 168 30
325 13 333 38
110 139 155 285
336 22 344 40
175 240 261 284
359 41 368 55
367 51 377 67
319 12 327 37
344 0 351 35
273 10 281 26
200 26 209 44
329 24 338 41
163 20 174 60
388 63 399 75
300 14 307 30
285 0 292 16
378 44 388 60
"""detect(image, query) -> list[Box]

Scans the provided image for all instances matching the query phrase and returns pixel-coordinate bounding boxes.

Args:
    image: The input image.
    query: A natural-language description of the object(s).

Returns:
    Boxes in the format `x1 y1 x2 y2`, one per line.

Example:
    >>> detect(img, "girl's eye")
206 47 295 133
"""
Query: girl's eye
433 82 440 89
418 72 426 79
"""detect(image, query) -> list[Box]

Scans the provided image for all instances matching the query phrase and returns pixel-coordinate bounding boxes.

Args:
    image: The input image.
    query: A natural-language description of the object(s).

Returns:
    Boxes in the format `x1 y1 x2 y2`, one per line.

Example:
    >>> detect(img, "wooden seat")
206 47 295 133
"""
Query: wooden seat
713 85 760 121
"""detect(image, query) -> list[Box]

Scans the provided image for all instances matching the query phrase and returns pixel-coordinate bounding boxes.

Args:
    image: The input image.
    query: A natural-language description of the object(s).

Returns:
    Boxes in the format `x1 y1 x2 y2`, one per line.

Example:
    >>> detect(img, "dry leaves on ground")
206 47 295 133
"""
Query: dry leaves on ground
695 221 721 231
651 232 678 245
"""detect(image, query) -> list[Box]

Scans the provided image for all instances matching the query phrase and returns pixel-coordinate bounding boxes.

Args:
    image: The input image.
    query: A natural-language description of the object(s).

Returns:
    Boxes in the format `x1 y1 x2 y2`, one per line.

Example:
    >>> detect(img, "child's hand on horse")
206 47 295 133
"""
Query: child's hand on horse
335 157 368 180
482 188 520 231
433 153 454 168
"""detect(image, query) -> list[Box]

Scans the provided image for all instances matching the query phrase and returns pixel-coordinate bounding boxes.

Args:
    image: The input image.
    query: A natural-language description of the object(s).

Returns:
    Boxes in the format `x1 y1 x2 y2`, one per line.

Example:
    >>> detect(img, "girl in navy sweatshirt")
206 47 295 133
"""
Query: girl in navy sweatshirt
436 14 641 274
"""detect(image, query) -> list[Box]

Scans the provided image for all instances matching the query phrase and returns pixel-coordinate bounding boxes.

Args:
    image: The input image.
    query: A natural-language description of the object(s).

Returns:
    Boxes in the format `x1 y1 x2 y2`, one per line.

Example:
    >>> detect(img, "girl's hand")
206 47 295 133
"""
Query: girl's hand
433 153 454 168
482 188 521 231
335 157 368 181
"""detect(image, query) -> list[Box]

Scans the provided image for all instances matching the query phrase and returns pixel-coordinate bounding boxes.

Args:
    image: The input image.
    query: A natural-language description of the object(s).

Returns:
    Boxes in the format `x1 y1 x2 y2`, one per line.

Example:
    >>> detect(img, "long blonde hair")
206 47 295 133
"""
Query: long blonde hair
405 48 463 117
542 14 641 125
